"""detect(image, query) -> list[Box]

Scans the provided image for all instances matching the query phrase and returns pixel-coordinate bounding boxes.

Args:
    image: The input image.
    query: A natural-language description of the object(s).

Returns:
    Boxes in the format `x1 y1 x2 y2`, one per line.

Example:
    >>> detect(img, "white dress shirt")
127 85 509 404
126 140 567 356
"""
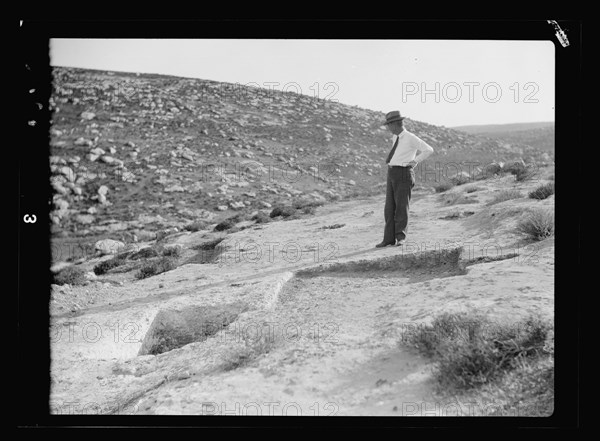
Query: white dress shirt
388 129 434 166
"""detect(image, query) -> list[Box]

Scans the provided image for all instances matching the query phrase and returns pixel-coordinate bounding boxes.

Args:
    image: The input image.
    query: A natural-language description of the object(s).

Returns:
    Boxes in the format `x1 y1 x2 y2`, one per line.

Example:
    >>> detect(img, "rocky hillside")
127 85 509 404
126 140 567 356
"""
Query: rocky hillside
49 67 553 245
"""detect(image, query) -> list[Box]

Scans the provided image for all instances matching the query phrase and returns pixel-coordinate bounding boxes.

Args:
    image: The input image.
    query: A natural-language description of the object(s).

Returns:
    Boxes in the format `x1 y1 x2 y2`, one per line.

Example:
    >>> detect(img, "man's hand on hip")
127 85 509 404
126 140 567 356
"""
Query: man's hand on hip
407 160 418 168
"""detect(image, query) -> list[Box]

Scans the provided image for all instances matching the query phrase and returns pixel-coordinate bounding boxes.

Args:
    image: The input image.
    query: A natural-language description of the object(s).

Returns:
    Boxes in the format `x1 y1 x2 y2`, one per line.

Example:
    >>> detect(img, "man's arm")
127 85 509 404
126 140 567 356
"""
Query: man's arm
413 139 434 165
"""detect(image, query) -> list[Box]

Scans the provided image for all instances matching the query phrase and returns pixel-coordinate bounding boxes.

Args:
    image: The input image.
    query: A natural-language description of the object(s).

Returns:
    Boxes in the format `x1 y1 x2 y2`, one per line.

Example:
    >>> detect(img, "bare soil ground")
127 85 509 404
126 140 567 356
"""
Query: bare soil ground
50 170 554 416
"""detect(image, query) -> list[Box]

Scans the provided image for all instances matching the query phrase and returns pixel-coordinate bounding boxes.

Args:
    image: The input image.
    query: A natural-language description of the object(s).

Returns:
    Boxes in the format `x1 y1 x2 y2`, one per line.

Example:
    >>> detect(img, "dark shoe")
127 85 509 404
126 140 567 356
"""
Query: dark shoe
375 241 395 248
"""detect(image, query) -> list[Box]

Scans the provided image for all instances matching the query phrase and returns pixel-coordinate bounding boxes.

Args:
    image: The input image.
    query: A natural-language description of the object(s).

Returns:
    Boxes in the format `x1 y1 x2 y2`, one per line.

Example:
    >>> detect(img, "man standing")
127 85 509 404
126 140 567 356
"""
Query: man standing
376 111 434 248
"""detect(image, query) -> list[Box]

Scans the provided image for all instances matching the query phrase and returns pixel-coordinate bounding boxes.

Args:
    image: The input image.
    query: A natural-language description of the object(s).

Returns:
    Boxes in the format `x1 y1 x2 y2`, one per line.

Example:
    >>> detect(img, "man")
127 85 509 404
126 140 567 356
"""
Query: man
375 111 434 248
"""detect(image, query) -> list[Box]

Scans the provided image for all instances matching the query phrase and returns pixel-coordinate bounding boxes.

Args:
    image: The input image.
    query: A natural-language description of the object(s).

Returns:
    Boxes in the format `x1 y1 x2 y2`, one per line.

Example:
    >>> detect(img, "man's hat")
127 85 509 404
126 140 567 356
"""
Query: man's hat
383 110 406 125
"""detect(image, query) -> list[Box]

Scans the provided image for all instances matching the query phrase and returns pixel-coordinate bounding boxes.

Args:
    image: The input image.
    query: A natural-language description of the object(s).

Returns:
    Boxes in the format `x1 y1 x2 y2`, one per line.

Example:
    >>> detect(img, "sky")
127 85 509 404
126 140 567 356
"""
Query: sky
50 39 555 127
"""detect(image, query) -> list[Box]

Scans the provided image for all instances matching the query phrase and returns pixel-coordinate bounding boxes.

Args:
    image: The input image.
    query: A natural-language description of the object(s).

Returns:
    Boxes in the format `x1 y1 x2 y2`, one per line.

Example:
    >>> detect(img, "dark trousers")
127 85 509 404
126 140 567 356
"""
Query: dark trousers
383 165 415 243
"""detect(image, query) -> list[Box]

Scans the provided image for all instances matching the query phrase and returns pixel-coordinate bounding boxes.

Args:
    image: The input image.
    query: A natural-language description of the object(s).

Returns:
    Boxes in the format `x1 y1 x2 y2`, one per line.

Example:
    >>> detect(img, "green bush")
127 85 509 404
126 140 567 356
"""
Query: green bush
53 266 87 286
516 208 554 241
529 182 555 200
135 256 178 280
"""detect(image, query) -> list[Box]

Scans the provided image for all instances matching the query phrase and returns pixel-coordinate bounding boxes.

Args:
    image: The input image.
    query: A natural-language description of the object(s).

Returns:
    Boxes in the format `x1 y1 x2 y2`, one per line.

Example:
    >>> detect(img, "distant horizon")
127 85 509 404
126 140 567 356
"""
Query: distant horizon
451 121 554 129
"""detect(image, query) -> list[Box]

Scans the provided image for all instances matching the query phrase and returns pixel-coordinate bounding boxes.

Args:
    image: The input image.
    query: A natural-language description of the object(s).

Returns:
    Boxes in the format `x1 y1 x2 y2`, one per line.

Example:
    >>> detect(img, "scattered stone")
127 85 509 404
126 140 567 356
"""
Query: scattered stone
230 201 245 209
59 166 76 182
94 239 125 255
54 198 69 215
90 147 105 156
80 111 96 120
181 153 194 161
74 137 93 147
133 230 157 241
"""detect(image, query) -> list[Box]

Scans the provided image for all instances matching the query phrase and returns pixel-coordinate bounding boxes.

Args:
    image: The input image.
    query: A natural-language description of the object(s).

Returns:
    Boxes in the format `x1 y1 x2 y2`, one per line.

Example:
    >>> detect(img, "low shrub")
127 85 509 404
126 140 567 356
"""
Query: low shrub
129 247 160 260
269 205 297 218
292 199 325 210
464 185 483 193
401 311 553 391
135 256 178 279
434 182 455 193
93 252 129 275
450 173 471 186
214 215 241 231
487 189 523 206
53 266 87 286
516 208 554 241
528 182 555 200
251 211 271 224
184 220 209 232
161 246 182 258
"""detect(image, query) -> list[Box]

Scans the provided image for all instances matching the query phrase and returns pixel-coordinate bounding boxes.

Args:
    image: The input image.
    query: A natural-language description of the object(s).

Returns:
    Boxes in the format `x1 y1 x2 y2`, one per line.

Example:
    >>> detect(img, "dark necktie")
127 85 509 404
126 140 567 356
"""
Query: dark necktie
386 135 400 164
